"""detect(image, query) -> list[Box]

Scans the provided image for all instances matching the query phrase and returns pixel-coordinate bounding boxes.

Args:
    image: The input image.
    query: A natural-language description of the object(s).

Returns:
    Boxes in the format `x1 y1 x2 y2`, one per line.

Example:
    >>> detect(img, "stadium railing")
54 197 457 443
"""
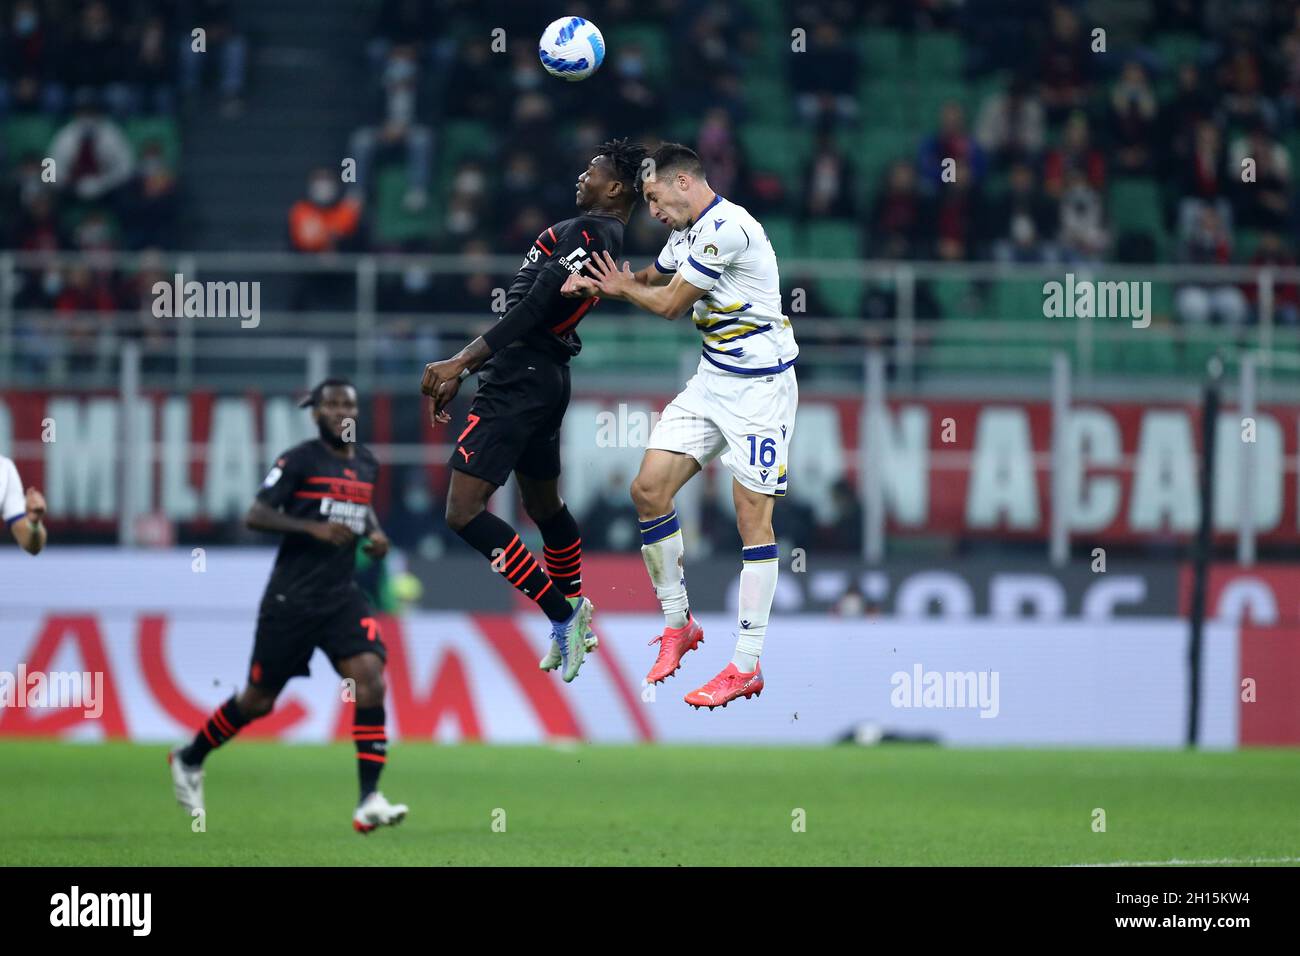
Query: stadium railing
2 250 1296 562
3 250 1300 397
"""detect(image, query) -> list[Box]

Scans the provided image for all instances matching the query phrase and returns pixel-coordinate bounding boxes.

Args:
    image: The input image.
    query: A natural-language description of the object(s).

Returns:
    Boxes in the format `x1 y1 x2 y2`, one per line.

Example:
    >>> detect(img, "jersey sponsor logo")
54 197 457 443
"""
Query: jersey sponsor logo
560 246 589 276
318 496 368 533
713 219 724 230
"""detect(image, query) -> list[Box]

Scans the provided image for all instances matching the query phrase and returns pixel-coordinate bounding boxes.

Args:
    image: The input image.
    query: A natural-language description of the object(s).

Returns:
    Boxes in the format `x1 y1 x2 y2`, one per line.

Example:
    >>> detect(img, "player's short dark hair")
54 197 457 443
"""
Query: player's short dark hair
647 142 706 184
596 137 648 201
299 377 356 408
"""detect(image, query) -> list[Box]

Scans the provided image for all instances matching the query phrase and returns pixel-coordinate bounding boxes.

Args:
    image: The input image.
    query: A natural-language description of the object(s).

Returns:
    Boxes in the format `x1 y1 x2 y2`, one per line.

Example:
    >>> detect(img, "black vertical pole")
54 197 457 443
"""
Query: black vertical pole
1187 356 1222 748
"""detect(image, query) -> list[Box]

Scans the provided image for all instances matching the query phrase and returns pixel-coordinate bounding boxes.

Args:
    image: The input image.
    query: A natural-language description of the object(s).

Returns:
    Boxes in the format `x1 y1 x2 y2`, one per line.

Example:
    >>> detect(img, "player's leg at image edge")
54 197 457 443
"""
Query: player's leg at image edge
684 540 775 709
638 508 705 682
447 470 595 682
169 656 409 833
338 651 408 834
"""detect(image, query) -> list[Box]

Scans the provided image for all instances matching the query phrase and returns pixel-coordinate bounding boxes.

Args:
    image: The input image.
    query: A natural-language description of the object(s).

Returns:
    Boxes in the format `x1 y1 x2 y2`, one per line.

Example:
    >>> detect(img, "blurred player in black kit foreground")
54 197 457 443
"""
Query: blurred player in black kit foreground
169 379 408 834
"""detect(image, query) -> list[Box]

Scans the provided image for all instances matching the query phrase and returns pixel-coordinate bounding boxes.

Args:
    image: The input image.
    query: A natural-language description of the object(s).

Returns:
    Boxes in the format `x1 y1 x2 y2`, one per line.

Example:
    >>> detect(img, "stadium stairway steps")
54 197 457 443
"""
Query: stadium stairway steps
180 0 374 250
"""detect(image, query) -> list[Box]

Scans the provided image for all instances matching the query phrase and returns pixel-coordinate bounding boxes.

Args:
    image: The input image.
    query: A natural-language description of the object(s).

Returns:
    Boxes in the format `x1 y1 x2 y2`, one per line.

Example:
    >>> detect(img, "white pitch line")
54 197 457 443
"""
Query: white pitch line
1066 857 1300 867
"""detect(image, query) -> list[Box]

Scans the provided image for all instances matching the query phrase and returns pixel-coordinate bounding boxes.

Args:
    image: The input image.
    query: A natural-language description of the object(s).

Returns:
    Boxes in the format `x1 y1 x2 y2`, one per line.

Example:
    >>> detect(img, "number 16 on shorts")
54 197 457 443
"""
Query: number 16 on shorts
747 435 777 468
744 432 787 496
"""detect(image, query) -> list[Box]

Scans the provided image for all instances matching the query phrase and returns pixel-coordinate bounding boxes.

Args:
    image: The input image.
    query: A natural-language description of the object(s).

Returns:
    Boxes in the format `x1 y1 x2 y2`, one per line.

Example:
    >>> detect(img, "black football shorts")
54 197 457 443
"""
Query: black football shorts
449 344 571 487
249 585 387 693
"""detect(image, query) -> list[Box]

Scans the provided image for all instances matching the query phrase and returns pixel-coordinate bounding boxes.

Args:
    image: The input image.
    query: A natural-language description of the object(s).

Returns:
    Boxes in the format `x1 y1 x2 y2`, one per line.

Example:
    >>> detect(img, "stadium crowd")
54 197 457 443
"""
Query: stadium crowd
4 0 1300 550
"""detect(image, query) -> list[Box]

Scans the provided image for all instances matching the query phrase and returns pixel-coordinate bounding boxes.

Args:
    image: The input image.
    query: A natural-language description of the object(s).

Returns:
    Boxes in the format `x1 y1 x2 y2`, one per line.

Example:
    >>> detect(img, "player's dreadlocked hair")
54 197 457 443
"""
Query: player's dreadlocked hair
298 377 356 408
597 137 649 201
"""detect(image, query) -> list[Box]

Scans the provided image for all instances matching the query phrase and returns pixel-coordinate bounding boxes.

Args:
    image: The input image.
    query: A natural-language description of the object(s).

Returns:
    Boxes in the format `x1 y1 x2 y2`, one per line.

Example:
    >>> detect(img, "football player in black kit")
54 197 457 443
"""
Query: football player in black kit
420 138 646 684
169 379 409 834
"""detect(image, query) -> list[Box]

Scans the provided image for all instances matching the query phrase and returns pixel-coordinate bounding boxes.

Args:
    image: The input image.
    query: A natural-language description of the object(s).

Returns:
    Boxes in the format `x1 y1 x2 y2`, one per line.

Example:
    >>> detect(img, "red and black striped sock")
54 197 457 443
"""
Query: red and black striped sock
538 505 583 598
353 705 387 801
457 511 572 622
180 696 249 766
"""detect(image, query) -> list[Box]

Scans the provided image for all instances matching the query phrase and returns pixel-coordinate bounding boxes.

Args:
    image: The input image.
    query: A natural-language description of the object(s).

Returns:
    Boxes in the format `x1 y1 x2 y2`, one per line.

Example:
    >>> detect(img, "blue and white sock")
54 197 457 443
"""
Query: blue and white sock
638 510 690 629
733 543 778 672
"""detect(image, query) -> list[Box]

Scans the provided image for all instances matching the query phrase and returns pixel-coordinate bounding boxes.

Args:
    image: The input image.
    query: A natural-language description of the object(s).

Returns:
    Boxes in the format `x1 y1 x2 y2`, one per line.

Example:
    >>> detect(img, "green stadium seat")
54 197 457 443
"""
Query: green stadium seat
859 30 904 76
737 0 782 27
761 216 797 259
914 33 964 79
930 279 982 320
991 279 1046 321
373 165 437 243
805 220 863 316
1235 229 1263 262
744 76 792 124
439 120 493 169
124 116 181 168
1154 32 1204 69
606 25 671 83
857 76 909 125
912 81 970 133
1109 176 1166 247
738 123 810 186
2 116 57 167
1284 130 1300 171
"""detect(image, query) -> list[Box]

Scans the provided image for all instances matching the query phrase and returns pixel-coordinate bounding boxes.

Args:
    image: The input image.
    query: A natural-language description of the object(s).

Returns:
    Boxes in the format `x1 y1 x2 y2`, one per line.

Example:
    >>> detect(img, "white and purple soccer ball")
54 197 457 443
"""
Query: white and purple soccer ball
538 16 605 82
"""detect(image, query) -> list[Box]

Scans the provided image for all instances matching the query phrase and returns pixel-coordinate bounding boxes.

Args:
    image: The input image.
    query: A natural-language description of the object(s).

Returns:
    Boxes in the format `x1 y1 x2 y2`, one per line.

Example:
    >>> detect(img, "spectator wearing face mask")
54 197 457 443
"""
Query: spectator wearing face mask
2 0 66 114
594 42 660 133
289 167 362 253
62 0 131 115
289 168 363 311
122 141 179 248
347 44 434 212
1175 203 1247 325
1056 168 1109 263
179 0 249 117
129 15 178 115
801 127 856 221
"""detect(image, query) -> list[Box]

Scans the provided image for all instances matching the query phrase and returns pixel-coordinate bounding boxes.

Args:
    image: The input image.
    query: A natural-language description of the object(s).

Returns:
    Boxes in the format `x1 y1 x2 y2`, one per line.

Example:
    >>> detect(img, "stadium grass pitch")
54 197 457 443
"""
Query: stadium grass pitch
2 741 1298 866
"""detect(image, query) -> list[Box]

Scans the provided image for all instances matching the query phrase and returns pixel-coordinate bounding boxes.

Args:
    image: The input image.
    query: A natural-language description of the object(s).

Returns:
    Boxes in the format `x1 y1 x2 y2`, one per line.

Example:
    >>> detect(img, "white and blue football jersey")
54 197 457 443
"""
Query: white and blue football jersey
654 195 798 376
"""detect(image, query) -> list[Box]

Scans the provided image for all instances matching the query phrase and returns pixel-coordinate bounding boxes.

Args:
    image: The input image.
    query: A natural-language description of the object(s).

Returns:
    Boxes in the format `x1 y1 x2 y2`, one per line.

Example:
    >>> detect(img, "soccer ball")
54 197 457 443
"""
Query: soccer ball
538 16 605 82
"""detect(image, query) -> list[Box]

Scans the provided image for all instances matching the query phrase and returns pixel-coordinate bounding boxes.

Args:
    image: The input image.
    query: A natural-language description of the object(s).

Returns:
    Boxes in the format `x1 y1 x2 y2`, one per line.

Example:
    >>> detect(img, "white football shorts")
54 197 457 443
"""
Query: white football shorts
647 362 798 497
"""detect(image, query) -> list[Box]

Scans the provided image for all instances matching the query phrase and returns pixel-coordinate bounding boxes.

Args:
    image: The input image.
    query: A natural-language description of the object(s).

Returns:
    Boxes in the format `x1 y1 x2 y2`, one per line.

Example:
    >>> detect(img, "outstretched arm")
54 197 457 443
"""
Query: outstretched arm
562 261 672 299
581 251 706 320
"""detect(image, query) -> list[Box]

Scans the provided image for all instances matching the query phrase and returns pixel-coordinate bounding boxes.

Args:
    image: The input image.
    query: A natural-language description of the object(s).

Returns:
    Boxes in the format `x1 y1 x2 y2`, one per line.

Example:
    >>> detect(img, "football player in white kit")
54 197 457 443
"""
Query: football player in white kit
0 453 47 554
562 142 796 709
